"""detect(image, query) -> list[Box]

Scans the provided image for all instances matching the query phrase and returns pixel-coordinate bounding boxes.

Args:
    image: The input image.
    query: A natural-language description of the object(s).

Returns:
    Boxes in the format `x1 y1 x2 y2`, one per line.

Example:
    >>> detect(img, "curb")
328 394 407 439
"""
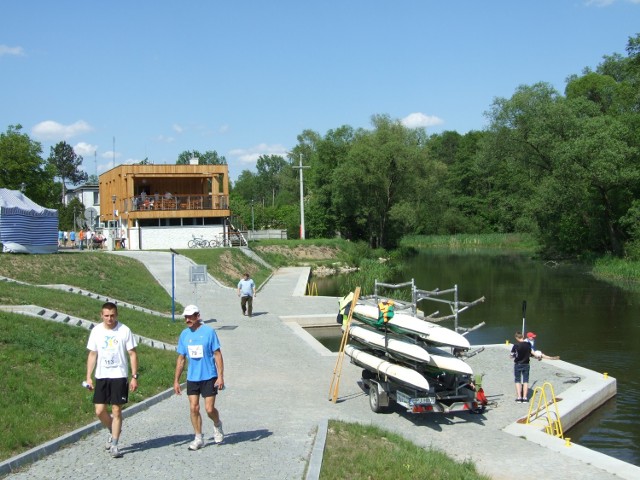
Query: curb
305 418 328 480
0 386 178 476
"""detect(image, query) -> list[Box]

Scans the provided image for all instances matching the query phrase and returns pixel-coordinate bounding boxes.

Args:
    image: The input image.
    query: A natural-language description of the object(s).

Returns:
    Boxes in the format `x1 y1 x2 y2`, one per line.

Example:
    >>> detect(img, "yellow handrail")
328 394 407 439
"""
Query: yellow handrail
526 381 564 438
306 282 318 296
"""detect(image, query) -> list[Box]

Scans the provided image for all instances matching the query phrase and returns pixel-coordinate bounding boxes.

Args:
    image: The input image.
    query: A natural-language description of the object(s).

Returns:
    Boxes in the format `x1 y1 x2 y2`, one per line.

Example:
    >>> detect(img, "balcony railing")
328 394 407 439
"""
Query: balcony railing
125 194 228 212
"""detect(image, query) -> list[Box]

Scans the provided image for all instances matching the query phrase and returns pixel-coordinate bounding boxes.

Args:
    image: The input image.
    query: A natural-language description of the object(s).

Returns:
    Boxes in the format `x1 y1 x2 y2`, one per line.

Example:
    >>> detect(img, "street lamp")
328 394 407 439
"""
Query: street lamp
251 199 255 238
291 152 310 239
111 195 117 250
20 182 26 193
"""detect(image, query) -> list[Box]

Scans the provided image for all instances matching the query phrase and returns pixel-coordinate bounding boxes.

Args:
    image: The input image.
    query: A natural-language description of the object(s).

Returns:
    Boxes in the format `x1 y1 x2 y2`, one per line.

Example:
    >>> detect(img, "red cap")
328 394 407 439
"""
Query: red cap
526 332 536 339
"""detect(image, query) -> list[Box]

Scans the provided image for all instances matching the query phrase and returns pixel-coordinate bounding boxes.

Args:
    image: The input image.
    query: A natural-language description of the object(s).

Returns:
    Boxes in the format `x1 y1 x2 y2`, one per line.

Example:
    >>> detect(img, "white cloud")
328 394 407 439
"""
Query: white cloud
101 150 121 160
172 123 184 134
218 124 230 134
73 142 98 157
32 120 93 141
229 143 288 165
155 134 175 143
401 112 444 129
585 0 614 6
0 45 24 56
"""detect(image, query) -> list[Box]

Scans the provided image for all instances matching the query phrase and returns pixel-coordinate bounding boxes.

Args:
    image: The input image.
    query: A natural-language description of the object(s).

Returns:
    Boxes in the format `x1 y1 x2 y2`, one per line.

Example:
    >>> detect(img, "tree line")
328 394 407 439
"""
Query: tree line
2 34 638 257
231 34 640 259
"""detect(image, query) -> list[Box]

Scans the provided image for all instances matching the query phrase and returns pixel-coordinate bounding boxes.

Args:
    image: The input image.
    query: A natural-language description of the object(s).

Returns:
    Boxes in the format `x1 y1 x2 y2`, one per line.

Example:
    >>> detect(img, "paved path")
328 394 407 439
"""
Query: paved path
3 251 638 479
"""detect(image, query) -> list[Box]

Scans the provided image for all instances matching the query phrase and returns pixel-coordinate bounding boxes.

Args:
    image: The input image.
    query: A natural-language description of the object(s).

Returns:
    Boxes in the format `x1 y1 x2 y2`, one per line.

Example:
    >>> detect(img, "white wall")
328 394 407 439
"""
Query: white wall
120 225 225 250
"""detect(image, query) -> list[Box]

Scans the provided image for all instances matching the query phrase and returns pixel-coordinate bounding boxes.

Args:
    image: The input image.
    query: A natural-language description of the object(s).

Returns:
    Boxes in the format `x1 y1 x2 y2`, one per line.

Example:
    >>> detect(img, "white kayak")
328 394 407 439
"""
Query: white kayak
344 344 430 392
349 325 473 375
352 304 471 350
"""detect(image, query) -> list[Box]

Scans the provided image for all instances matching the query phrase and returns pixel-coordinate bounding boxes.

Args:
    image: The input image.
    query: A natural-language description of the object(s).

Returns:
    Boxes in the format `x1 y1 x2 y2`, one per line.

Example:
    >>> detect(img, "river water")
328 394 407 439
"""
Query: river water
312 250 640 466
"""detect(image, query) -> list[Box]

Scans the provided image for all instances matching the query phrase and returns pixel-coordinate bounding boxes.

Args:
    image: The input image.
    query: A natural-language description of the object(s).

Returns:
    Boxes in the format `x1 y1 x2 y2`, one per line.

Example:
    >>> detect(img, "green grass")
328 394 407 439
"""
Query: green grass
0 252 176 312
0 280 184 344
591 255 640 291
176 248 272 288
401 233 538 251
0 311 177 461
320 420 490 480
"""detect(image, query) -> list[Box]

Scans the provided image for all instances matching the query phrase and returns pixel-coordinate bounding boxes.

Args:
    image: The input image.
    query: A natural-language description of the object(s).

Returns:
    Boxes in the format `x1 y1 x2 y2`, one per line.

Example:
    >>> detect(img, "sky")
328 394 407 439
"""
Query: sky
1 1 639 182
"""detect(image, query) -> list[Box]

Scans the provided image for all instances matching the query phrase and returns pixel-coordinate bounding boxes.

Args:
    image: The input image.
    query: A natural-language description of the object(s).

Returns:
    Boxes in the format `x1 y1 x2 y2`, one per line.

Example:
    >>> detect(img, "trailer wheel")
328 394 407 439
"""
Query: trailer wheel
369 384 388 413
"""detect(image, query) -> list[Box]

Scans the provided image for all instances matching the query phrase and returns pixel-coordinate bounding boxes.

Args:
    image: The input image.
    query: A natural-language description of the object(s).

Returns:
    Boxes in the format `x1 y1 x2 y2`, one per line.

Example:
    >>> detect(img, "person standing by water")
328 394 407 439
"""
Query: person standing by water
237 272 256 317
174 305 225 450
510 332 532 403
85 302 139 458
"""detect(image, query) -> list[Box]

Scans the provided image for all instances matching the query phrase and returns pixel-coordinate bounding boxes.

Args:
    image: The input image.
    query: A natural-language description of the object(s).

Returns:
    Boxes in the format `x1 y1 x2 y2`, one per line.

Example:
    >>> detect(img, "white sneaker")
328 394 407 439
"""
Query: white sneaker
213 421 224 443
109 445 123 458
105 434 112 451
188 437 205 451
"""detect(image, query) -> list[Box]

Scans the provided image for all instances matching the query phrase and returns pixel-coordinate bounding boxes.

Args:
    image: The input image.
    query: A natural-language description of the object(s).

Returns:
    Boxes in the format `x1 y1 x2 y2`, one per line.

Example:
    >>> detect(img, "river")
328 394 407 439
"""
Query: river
311 250 640 466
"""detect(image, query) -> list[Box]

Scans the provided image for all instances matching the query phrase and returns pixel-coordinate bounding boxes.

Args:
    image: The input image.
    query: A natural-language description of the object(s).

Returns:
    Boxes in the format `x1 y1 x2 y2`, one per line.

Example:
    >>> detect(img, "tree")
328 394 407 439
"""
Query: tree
255 154 288 207
47 141 88 204
0 125 59 207
176 150 227 165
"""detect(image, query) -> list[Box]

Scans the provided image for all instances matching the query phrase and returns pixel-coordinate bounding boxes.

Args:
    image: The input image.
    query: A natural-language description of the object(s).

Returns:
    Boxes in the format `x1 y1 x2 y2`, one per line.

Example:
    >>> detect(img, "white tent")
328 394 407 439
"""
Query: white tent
0 188 58 254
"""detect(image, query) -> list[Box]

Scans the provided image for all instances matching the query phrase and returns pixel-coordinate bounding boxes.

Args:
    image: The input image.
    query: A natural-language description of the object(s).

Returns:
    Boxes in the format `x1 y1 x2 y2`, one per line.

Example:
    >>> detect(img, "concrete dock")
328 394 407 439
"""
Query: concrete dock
1 250 639 480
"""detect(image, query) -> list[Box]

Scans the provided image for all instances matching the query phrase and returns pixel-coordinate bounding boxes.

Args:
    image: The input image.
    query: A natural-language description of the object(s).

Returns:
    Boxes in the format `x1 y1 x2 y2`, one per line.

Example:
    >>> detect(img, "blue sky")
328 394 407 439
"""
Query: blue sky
1 1 638 182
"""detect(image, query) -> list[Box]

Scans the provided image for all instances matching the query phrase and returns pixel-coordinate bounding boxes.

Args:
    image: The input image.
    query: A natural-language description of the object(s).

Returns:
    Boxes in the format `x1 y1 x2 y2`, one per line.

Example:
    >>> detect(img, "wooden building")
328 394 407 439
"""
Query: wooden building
99 163 235 250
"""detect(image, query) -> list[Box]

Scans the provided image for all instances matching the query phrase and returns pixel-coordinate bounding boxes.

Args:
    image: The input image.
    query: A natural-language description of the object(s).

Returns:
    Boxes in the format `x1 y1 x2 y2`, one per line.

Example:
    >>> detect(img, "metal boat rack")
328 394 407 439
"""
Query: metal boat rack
361 279 486 336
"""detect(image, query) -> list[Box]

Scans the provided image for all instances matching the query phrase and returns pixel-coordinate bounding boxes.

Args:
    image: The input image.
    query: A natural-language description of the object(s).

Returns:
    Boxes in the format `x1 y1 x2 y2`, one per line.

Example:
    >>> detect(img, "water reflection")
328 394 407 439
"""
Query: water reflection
311 250 640 466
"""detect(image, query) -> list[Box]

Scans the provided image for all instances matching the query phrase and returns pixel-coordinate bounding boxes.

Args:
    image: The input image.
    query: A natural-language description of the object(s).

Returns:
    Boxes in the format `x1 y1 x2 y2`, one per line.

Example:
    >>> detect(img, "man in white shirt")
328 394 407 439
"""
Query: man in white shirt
86 302 138 458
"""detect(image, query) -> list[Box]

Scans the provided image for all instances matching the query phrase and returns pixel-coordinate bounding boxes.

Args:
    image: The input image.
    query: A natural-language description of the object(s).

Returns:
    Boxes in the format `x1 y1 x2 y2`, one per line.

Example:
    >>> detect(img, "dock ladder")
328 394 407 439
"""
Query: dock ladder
526 381 564 438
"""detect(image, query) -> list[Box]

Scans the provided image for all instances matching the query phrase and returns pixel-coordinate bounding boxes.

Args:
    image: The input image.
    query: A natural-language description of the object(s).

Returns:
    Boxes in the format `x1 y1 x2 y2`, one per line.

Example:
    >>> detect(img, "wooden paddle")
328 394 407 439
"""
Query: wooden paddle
329 286 361 403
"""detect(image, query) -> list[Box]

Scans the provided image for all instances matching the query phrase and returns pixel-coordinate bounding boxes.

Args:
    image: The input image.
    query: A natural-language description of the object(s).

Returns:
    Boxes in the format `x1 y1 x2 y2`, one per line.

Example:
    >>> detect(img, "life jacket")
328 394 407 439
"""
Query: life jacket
377 300 395 325
337 292 354 325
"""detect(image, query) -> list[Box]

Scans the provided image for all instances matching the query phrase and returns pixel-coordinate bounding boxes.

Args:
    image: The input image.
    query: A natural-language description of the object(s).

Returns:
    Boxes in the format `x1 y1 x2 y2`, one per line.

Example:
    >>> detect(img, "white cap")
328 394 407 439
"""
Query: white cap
182 305 200 316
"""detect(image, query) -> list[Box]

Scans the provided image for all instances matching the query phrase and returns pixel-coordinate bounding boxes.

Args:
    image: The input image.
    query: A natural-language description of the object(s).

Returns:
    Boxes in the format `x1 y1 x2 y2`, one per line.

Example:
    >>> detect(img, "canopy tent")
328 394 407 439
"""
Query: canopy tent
0 188 58 254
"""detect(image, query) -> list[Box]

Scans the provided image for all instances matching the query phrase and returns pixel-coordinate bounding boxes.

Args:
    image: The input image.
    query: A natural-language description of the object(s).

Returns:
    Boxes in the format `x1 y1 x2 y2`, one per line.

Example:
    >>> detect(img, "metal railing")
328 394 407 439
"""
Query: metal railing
126 194 229 212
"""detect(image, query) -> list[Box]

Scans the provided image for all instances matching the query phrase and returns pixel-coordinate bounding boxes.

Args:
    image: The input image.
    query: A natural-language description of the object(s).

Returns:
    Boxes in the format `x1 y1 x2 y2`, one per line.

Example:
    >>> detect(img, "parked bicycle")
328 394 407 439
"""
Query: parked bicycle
209 235 224 247
188 235 209 248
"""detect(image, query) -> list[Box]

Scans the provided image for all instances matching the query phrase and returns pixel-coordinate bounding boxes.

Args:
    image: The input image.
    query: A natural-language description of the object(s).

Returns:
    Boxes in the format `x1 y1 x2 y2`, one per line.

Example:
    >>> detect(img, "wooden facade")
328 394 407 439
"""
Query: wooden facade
99 164 230 228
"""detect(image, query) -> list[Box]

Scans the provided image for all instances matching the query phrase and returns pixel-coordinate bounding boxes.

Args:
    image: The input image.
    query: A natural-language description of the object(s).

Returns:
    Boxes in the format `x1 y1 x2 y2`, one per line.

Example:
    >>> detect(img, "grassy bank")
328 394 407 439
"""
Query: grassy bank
320 421 490 480
0 312 177 461
591 255 640 290
400 233 538 251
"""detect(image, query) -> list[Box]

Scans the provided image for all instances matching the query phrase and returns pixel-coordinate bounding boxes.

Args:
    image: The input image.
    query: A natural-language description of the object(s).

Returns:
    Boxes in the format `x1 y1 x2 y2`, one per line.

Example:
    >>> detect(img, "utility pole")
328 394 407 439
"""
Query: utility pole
291 153 310 239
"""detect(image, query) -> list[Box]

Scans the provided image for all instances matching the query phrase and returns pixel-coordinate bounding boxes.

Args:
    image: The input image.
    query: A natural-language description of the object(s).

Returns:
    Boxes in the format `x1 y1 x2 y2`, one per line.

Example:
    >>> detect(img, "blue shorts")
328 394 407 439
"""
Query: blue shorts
514 363 530 384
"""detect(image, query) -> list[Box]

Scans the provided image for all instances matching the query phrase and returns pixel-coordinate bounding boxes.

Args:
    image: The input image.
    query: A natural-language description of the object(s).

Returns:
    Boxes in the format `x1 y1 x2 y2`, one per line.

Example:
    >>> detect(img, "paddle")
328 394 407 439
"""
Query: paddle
521 300 527 334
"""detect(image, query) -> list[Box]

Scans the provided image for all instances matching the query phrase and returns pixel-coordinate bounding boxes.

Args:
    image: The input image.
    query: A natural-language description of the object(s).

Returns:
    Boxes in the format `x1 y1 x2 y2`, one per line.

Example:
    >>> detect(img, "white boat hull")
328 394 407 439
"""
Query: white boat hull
344 344 430 392
349 325 473 375
352 304 470 350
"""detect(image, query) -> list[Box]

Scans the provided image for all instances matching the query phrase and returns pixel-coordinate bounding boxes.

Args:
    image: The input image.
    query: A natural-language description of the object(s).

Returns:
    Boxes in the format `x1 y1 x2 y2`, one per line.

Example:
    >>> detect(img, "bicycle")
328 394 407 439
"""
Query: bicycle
188 235 210 248
209 235 224 247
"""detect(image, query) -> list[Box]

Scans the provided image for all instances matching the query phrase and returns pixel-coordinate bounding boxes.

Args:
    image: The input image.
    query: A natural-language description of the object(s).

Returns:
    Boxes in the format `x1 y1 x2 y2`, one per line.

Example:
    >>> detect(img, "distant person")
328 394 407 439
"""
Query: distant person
526 332 560 360
510 332 532 403
63 231 68 247
120 228 126 249
174 305 225 450
69 230 76 248
79 228 85 250
58 230 64 248
85 302 139 458
237 272 256 317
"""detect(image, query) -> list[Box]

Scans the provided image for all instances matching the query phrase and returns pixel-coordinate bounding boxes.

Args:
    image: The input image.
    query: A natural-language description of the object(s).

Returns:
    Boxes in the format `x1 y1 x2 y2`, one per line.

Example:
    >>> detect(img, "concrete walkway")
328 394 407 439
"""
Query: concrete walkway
2 251 639 480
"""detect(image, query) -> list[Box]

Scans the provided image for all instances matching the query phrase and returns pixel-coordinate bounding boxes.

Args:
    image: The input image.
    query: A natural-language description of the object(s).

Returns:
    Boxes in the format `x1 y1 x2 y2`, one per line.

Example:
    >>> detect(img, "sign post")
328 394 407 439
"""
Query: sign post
189 264 208 306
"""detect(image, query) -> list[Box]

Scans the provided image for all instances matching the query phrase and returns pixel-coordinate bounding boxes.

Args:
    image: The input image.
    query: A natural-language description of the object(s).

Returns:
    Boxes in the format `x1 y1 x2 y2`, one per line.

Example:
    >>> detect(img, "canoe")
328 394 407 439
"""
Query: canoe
344 344 430 392
348 325 473 375
352 304 471 350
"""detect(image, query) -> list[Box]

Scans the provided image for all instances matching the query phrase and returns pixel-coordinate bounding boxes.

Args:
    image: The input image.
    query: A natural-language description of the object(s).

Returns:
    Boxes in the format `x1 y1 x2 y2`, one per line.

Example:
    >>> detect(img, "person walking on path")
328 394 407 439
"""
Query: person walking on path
510 332 532 403
85 301 139 458
174 304 225 450
237 272 256 317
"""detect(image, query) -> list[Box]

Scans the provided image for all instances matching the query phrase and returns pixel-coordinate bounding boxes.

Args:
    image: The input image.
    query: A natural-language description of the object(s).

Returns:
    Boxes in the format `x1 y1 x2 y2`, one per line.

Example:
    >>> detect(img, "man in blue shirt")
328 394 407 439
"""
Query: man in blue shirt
237 272 256 317
174 305 225 450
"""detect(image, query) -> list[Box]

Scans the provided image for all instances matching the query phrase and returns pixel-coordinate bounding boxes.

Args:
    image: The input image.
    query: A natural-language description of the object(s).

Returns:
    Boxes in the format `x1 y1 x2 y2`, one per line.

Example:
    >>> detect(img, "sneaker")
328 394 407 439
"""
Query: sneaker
188 437 205 451
213 421 224 443
105 433 112 450
109 445 123 458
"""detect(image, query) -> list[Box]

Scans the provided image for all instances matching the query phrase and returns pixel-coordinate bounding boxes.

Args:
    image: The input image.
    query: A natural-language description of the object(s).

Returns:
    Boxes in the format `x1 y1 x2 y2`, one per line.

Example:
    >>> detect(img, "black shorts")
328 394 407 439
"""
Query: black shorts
93 378 129 405
186 377 218 397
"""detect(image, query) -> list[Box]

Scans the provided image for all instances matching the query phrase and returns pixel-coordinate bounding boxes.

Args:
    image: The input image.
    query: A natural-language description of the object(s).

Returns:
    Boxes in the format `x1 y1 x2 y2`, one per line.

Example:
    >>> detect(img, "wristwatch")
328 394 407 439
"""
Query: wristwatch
132 374 139 379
